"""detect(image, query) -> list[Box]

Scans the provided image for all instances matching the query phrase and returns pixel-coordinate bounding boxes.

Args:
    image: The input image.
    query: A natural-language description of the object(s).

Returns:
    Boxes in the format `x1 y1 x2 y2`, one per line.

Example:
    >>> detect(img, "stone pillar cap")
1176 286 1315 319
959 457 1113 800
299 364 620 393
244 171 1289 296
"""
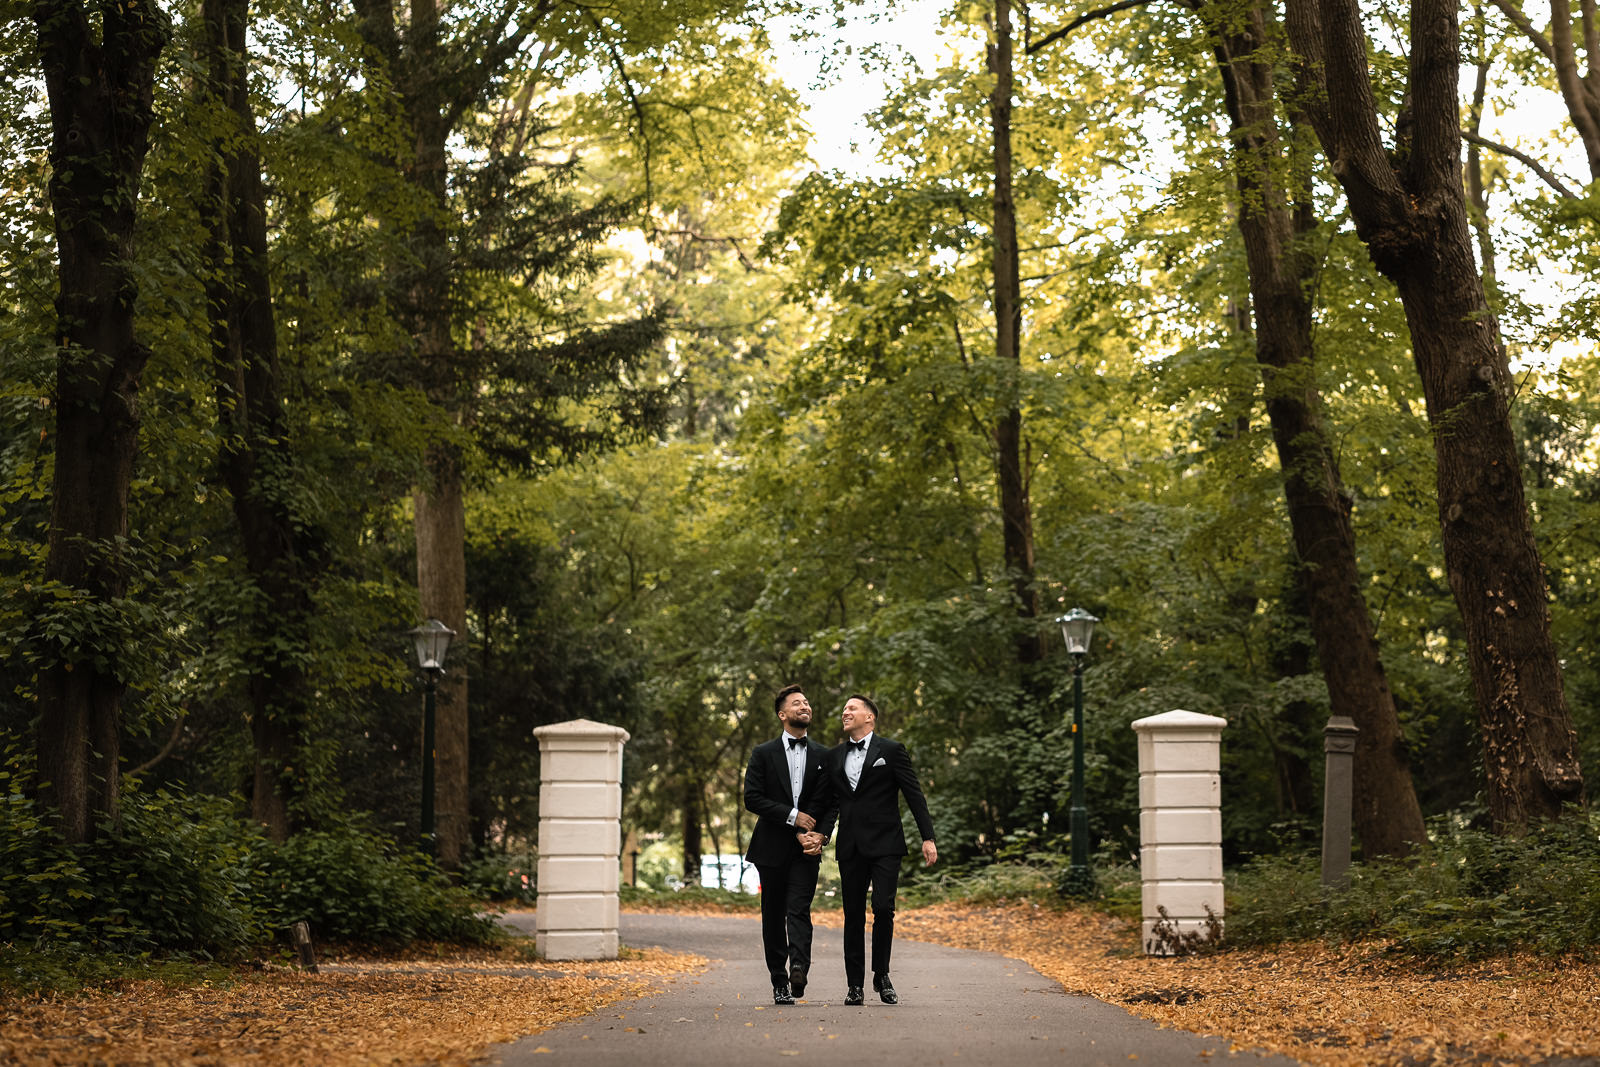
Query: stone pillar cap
1132 709 1228 733
533 718 632 743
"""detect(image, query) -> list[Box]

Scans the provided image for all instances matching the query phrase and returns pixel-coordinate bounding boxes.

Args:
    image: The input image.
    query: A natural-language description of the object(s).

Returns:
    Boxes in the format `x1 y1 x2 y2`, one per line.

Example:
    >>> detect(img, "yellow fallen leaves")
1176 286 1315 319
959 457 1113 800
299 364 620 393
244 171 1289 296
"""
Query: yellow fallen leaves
893 902 1600 1066
0 947 705 1067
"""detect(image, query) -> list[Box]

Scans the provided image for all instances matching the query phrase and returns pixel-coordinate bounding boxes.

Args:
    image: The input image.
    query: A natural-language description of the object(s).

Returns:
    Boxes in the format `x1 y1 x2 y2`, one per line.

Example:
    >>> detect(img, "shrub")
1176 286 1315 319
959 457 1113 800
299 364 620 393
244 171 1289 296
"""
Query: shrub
86 788 265 954
458 845 537 904
1225 812 1600 959
901 854 1061 907
0 762 263 957
618 883 760 911
254 822 497 945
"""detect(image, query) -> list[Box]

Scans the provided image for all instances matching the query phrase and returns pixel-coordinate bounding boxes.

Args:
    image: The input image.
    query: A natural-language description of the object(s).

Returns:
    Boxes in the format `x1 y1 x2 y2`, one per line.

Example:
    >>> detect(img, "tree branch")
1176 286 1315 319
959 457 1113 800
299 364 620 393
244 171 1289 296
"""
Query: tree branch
1461 129 1579 198
1488 0 1554 59
587 9 653 216
126 712 187 779
654 228 759 271
1026 0 1158 55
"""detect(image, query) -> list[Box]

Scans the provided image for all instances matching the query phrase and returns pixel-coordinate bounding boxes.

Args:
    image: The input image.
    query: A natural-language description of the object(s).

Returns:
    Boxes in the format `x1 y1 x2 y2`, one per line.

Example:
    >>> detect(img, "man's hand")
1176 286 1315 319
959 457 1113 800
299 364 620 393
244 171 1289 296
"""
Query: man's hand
922 839 938 867
797 830 824 855
794 811 817 831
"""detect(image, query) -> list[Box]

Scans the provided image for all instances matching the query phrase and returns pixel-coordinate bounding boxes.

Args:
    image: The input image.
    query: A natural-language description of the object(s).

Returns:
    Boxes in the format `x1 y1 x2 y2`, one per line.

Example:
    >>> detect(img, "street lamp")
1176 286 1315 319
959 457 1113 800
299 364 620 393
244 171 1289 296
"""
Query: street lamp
1058 607 1099 897
409 618 456 850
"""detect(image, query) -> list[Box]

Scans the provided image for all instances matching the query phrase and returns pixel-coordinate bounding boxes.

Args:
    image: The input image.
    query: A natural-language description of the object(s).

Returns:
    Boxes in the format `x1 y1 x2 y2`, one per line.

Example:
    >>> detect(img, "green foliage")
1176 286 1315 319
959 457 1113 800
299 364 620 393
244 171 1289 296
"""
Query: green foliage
0 943 237 998
0 761 262 957
458 845 538 905
899 856 1059 907
1 748 495 997
617 883 761 912
1227 813 1600 959
255 820 497 946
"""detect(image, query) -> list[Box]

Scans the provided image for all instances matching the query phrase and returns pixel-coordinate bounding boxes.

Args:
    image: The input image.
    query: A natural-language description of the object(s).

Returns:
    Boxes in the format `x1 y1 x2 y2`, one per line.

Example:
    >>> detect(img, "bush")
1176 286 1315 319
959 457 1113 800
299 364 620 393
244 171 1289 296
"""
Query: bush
618 883 760 911
0 766 263 957
458 845 537 905
900 855 1061 907
1225 812 1600 959
1 747 498 994
255 822 498 945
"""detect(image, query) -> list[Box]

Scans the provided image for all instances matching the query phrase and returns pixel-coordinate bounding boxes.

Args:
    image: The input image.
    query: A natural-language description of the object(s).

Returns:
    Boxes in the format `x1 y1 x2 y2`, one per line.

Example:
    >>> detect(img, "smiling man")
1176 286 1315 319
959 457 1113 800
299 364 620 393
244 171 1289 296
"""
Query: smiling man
743 684 834 1004
821 694 937 1006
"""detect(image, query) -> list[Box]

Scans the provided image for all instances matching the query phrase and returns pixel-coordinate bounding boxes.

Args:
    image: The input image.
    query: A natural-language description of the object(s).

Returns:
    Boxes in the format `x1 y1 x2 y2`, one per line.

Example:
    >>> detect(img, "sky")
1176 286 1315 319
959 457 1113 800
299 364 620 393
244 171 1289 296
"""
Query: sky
767 0 959 174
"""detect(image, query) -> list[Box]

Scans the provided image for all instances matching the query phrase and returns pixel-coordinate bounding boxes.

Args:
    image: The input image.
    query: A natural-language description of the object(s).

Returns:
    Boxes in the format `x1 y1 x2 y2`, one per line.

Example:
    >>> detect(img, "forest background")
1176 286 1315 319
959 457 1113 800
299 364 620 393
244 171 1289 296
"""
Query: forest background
3 0 1600 978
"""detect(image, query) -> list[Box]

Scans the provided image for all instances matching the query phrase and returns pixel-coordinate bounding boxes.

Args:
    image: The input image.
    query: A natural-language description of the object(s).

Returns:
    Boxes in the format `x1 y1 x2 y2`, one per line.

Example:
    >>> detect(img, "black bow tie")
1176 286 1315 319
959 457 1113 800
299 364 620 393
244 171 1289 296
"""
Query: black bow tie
787 736 807 749
848 738 867 750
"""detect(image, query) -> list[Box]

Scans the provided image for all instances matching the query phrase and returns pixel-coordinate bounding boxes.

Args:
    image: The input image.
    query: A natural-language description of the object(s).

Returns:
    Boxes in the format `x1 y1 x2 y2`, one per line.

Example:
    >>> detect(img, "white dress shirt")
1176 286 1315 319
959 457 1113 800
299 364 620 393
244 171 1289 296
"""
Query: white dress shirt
783 733 807 825
844 731 874 790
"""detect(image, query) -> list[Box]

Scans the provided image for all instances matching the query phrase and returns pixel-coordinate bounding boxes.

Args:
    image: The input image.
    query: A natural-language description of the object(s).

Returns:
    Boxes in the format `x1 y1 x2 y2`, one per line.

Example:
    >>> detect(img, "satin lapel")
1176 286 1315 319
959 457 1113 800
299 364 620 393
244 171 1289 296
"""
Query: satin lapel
768 740 789 806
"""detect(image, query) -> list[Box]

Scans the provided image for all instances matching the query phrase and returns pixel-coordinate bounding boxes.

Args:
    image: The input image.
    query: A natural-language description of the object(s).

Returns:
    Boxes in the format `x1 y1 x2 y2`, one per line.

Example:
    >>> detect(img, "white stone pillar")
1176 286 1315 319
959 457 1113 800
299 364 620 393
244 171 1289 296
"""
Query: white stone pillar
533 718 630 960
1133 710 1227 955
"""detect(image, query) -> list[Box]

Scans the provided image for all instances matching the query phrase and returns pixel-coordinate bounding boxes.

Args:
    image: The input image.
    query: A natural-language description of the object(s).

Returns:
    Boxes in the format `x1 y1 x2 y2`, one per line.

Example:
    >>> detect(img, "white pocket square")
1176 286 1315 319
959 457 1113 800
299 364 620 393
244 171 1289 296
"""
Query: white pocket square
872 757 887 767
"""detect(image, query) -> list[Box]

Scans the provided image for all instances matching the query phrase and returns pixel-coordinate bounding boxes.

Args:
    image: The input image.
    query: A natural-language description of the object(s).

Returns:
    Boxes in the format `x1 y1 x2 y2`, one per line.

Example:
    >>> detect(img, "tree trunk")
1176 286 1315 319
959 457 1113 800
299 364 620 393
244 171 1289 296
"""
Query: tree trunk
1200 0 1427 855
415 461 469 866
1286 0 1584 830
988 0 1041 665
681 779 704 882
32 0 168 843
352 0 513 869
201 0 319 843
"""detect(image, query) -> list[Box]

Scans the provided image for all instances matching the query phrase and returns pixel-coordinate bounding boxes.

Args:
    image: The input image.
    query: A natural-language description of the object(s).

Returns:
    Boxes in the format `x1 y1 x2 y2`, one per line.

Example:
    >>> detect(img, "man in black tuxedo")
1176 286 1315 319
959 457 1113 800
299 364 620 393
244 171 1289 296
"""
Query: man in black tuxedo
743 684 835 1005
822 693 937 1006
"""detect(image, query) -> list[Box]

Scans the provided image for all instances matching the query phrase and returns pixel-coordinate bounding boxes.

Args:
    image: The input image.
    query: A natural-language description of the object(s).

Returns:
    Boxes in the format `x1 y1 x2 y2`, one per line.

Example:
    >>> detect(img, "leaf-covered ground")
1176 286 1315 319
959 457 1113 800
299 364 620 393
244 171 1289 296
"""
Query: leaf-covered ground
3 905 1595 1065
889 902 1600 1066
0 946 703 1066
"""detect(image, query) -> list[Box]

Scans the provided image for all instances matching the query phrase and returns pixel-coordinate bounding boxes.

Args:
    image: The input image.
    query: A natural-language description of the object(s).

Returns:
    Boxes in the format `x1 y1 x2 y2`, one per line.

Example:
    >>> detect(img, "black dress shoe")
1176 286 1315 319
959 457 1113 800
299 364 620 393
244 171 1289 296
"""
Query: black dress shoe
844 986 864 1006
789 965 807 999
773 982 794 1005
873 973 898 1004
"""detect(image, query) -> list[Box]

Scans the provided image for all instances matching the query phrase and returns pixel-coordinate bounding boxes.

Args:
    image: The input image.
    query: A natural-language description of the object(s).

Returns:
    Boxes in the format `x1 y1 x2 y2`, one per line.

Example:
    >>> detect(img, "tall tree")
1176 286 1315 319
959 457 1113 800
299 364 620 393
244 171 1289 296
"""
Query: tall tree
1189 0 1427 855
31 0 168 843
351 0 535 865
199 0 324 841
1285 0 1585 828
987 0 1042 666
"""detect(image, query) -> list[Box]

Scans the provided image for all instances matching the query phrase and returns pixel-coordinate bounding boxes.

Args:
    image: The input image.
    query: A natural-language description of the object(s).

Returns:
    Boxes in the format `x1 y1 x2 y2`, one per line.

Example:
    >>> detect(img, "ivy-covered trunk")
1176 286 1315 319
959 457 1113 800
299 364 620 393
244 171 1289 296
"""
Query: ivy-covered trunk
200 0 319 842
1286 0 1584 829
32 0 167 843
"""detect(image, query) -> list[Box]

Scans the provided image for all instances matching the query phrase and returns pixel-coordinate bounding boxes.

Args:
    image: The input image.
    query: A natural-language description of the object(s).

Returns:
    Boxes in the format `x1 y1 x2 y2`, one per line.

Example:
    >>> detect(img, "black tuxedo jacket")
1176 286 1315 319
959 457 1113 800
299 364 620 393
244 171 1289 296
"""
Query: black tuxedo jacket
743 734 835 866
822 734 935 861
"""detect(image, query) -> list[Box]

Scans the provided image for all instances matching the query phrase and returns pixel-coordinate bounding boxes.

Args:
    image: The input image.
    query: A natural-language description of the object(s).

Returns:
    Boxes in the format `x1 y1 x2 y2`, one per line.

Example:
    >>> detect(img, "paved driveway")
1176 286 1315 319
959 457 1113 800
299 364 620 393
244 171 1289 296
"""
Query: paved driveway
490 912 1303 1066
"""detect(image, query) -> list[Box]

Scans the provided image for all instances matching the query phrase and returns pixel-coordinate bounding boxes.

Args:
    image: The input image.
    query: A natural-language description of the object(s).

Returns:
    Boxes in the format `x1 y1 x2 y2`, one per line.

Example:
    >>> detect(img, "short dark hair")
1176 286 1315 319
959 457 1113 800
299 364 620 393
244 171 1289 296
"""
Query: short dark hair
774 683 805 717
848 693 879 718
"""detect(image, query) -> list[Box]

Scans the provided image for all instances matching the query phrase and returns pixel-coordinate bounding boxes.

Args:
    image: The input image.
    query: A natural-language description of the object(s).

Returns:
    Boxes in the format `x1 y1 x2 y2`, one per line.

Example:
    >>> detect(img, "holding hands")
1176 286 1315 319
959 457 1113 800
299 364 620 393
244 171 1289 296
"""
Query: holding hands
797 830 825 855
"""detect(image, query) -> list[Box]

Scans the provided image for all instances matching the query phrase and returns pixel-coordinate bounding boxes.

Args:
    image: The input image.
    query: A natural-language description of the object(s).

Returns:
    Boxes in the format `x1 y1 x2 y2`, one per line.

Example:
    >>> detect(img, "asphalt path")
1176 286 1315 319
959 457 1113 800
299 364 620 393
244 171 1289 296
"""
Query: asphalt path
490 911 1304 1066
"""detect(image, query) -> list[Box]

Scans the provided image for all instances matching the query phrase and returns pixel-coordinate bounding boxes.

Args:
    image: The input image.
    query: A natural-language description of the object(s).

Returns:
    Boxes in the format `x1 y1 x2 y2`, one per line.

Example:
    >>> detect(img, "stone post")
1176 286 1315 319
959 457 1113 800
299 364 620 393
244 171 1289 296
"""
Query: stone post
1133 710 1227 955
533 718 630 960
1321 715 1359 889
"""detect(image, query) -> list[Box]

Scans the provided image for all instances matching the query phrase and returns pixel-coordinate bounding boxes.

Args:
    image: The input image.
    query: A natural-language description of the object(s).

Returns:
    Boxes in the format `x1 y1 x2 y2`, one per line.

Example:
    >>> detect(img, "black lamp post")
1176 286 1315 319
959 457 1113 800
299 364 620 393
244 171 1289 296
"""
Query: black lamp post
409 618 455 850
1058 607 1099 897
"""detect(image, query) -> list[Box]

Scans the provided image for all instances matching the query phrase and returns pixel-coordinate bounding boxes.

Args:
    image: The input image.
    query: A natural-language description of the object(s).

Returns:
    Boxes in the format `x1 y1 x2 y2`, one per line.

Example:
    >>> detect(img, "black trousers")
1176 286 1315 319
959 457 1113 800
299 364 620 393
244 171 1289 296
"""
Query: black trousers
755 854 821 986
839 852 900 986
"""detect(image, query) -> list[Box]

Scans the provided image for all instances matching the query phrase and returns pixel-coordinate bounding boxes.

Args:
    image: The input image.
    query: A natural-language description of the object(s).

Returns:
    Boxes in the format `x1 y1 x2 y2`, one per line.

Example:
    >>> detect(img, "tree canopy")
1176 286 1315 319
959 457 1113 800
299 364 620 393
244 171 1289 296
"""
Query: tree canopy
2 0 1598 939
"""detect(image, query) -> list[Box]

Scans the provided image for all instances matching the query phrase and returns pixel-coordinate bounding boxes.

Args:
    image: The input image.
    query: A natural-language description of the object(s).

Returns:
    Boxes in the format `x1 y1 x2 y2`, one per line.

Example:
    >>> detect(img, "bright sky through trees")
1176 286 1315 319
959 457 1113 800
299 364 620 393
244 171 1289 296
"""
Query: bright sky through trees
771 0 955 174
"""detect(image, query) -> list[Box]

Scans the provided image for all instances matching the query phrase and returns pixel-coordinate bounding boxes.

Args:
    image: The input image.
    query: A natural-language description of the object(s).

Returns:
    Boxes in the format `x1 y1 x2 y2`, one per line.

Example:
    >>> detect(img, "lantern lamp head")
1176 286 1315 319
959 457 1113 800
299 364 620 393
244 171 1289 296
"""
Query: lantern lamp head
1057 608 1099 657
409 618 456 672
